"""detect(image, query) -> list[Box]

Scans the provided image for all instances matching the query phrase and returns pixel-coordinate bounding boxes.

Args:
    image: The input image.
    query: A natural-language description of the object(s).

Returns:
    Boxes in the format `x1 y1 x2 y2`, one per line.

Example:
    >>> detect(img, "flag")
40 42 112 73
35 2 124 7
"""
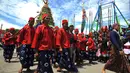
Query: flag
81 9 87 32
71 14 75 27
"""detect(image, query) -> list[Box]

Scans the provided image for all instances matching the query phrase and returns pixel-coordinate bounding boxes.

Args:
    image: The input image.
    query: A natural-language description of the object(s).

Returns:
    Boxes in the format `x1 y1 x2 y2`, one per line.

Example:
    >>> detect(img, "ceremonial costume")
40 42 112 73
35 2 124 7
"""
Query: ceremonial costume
56 19 78 72
87 32 96 63
79 33 87 62
103 24 130 73
17 17 35 68
32 14 54 73
2 28 16 62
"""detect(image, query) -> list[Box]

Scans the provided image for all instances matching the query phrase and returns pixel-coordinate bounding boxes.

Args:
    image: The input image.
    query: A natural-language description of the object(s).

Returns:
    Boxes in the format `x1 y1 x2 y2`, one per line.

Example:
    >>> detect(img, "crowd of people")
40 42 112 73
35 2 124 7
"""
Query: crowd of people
1 13 130 73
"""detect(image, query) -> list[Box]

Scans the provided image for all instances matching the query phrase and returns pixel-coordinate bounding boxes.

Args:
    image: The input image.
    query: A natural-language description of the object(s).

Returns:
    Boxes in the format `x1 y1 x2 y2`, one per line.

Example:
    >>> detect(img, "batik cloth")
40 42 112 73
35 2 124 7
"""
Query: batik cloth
59 48 78 72
3 44 15 60
37 50 53 73
19 44 34 68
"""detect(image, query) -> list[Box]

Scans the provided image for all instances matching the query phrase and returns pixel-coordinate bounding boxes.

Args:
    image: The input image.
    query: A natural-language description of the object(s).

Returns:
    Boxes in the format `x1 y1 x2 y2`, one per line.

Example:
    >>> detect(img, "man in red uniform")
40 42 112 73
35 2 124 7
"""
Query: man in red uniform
17 17 35 73
56 19 78 73
52 26 59 68
2 28 16 63
79 32 87 64
32 14 54 73
74 28 81 65
86 32 96 64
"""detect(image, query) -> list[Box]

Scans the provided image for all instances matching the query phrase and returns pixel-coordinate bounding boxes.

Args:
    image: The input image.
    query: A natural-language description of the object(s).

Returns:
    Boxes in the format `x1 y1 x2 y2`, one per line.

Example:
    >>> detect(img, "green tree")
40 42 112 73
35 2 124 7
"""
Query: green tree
37 0 54 26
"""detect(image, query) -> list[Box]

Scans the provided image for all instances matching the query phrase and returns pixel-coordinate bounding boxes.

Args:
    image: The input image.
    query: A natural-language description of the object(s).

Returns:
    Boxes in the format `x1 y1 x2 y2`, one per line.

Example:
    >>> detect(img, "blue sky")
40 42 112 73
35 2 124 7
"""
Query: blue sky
0 0 130 33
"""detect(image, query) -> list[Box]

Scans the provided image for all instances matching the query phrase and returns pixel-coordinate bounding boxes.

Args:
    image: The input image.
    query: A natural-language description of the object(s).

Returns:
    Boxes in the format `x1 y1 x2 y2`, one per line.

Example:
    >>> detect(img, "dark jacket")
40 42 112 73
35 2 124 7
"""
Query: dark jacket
110 30 122 51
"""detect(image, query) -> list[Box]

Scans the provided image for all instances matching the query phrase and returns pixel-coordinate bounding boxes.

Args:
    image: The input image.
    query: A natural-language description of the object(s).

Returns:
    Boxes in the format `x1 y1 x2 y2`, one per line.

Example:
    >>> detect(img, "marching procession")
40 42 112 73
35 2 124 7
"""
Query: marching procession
0 0 130 73
1 13 130 73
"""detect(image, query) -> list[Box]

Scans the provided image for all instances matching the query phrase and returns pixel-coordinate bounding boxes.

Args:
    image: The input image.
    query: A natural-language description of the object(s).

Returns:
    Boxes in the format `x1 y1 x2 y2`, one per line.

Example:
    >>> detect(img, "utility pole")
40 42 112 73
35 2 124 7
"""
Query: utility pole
129 0 130 21
1 24 3 30
129 0 130 14
74 14 75 28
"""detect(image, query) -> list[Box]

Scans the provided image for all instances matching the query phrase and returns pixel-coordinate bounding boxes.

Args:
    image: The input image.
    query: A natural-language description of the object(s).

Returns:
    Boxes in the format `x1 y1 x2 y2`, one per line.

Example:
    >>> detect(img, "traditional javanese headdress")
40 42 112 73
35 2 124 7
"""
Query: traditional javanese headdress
42 14 49 20
29 17 35 21
74 28 79 33
62 19 68 25
55 26 59 30
9 27 15 31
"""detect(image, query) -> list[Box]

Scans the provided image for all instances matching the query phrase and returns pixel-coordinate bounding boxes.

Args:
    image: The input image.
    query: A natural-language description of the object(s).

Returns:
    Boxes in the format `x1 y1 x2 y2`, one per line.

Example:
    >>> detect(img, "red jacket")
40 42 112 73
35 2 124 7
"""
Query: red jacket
17 24 35 45
79 37 86 51
56 28 71 49
87 37 95 50
74 34 80 48
31 24 54 51
54 31 58 49
2 32 16 45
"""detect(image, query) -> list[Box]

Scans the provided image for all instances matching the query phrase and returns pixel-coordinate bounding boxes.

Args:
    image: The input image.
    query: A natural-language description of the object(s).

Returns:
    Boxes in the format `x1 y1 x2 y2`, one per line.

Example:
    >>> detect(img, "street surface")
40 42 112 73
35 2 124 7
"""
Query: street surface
0 48 115 73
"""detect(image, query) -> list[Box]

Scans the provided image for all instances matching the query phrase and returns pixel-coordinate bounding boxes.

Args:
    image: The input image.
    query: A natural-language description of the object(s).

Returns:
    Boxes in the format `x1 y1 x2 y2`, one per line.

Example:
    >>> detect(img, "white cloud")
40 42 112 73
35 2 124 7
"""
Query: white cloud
75 11 82 22
86 7 97 20
0 19 22 30
0 0 129 30
15 2 42 22
62 1 75 10
51 8 63 27
115 0 129 14
0 0 43 25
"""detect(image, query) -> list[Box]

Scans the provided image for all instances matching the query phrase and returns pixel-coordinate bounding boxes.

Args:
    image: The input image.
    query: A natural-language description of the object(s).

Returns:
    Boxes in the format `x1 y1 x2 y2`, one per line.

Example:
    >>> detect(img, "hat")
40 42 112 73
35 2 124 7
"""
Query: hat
29 17 35 21
55 26 59 29
9 28 15 31
62 19 68 25
42 14 48 20
74 28 79 32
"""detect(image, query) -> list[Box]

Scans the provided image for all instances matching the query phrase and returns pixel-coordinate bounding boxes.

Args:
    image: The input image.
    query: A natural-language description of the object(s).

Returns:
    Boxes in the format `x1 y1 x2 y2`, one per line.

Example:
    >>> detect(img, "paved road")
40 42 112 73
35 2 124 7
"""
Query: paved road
0 49 115 73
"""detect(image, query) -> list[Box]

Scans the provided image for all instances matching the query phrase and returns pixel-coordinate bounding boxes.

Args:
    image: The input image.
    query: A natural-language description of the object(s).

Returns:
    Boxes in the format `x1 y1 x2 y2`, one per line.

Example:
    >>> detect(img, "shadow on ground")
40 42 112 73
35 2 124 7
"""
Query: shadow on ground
76 61 98 68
